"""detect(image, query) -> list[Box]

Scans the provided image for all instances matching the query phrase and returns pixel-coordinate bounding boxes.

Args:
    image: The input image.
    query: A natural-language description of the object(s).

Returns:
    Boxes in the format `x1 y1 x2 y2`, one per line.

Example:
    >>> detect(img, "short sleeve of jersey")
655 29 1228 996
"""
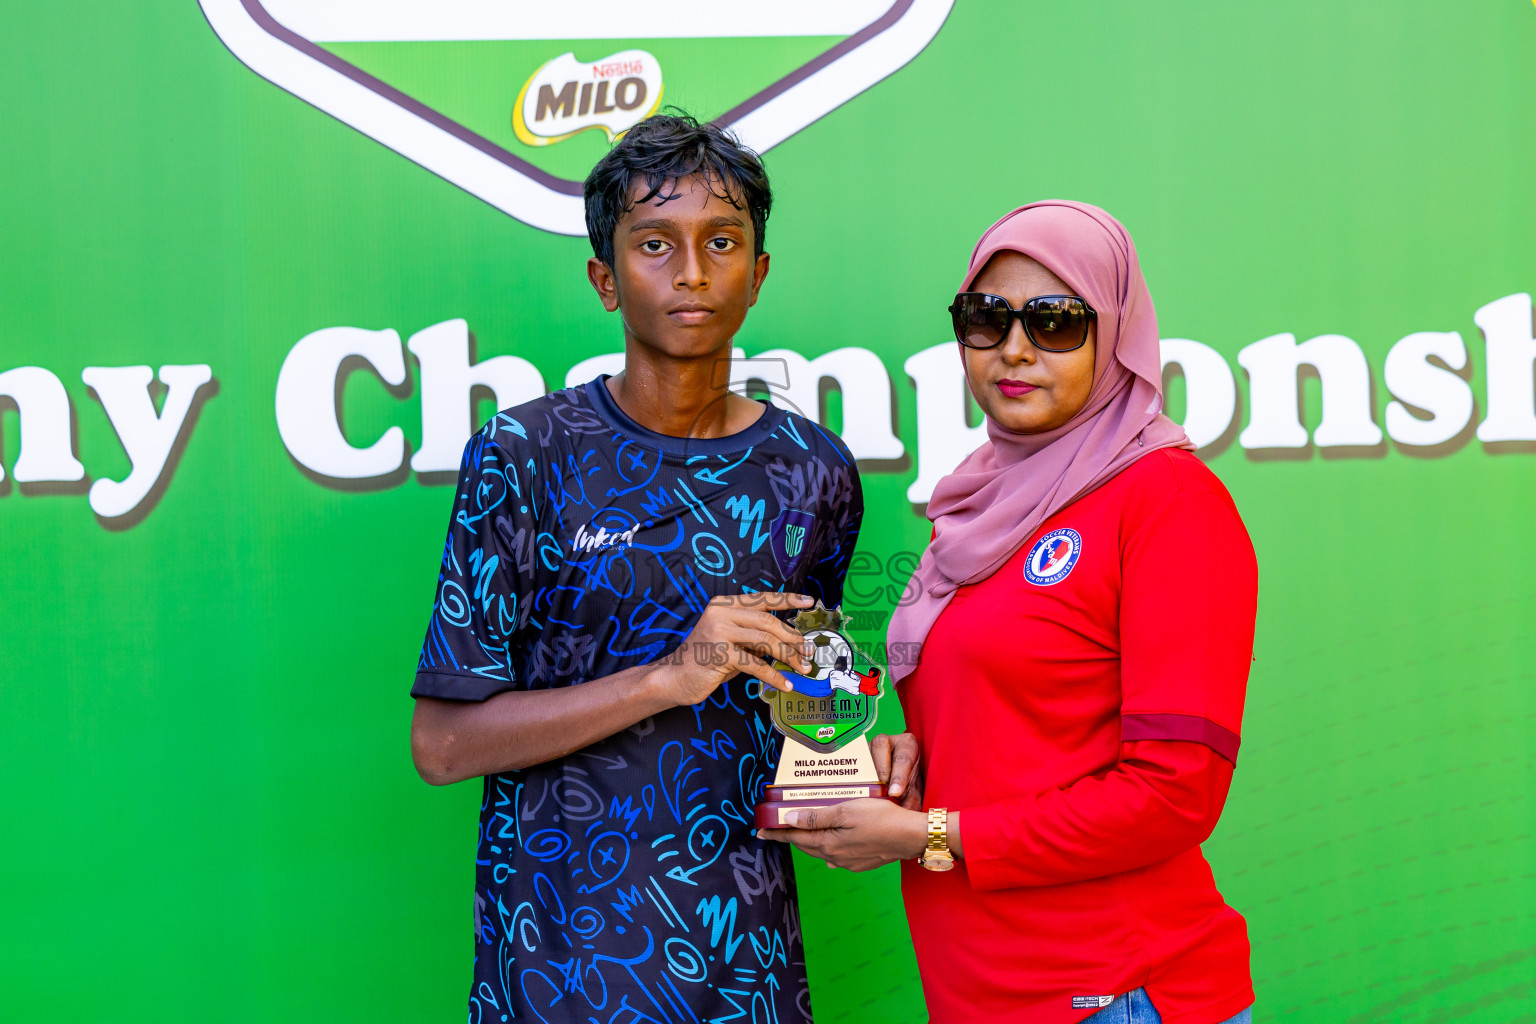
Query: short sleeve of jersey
1119 486 1257 763
802 426 864 610
411 435 527 702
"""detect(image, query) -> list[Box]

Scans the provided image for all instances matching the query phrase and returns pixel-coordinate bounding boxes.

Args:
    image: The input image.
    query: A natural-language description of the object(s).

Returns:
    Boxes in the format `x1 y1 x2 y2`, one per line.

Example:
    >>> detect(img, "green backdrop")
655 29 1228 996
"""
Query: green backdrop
4 2 1535 1021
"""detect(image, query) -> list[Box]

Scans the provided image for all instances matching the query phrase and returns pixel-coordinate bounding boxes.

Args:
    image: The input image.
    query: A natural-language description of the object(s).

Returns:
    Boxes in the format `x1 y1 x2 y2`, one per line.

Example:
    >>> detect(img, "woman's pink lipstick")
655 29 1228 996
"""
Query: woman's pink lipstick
997 380 1039 397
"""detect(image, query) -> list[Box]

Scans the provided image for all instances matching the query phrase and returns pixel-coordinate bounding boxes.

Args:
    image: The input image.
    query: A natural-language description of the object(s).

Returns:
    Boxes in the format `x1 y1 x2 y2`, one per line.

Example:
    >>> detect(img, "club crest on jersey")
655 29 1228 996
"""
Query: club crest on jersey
1024 528 1081 586
770 508 816 577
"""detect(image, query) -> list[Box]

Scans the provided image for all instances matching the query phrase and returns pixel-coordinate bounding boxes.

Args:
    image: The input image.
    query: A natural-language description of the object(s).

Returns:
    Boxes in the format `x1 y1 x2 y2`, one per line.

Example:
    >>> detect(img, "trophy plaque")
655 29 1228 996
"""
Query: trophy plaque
754 606 892 829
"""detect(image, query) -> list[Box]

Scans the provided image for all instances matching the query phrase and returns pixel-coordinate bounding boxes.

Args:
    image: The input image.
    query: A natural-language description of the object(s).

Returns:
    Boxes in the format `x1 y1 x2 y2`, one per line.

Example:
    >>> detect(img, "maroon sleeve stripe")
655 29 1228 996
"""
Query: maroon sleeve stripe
1121 713 1242 765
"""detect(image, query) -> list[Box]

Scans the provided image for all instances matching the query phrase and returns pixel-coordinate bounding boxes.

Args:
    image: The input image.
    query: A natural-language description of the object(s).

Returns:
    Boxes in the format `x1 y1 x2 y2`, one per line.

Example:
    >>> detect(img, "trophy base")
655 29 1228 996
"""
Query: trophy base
754 782 890 829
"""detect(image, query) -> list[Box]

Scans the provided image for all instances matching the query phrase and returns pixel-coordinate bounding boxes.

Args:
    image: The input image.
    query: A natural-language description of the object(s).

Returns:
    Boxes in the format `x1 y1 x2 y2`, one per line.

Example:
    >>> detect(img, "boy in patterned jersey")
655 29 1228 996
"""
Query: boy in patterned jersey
410 113 863 1023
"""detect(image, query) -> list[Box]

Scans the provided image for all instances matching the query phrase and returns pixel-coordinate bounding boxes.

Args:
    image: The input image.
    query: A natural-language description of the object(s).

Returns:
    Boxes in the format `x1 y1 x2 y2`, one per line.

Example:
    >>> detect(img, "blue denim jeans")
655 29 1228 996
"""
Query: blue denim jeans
1082 987 1252 1024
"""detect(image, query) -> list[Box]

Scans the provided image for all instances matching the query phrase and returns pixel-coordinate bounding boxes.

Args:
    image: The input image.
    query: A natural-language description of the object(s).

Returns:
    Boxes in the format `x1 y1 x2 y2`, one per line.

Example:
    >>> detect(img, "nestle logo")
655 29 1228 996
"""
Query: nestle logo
590 59 646 79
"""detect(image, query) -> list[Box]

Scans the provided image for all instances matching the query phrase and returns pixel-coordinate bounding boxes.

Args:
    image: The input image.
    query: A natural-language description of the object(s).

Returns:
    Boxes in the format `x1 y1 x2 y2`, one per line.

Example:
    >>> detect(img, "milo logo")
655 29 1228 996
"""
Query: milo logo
816 725 836 742
513 50 663 146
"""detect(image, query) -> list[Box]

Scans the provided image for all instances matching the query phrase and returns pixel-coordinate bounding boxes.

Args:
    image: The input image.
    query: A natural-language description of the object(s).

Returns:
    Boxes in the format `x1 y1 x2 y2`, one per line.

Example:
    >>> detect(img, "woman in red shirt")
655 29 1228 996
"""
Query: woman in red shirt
764 202 1257 1024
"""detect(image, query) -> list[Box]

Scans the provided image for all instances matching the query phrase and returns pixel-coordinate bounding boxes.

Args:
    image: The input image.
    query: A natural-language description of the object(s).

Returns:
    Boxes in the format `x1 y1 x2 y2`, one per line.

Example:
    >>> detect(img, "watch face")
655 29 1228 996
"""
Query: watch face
921 851 956 872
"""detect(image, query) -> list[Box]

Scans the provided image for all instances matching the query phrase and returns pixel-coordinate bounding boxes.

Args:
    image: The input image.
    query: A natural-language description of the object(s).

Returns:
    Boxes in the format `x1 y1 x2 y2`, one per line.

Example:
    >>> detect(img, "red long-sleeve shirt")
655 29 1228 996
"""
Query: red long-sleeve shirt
899 448 1257 1024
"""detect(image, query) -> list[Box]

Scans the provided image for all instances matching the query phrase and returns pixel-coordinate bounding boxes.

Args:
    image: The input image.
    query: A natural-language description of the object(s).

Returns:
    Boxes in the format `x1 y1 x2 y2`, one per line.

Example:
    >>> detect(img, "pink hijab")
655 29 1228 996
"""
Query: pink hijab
887 201 1192 682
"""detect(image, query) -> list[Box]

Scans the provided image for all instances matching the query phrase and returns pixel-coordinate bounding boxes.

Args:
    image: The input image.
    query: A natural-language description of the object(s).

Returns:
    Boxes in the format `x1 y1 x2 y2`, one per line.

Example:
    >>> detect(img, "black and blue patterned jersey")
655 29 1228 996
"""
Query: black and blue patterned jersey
412 376 863 1024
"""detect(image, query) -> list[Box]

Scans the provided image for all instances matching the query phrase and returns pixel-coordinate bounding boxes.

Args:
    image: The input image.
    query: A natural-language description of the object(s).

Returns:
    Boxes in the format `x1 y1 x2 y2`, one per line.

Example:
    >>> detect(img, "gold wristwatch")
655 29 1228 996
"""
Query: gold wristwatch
918 807 955 871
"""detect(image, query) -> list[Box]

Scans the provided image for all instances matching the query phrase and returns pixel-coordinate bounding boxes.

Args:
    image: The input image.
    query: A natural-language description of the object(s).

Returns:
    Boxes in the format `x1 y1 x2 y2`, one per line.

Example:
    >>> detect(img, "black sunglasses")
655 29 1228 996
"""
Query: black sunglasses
948 292 1097 352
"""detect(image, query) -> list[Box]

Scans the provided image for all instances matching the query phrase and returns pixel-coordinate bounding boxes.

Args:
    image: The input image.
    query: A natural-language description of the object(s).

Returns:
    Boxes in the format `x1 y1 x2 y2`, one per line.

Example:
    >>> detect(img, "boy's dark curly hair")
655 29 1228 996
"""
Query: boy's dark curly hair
583 110 772 268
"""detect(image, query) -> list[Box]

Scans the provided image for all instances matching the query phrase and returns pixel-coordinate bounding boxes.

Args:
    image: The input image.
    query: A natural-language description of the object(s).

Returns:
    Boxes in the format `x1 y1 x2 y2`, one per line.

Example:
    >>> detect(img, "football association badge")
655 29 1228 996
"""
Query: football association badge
199 1 956 234
754 604 891 828
1024 527 1082 586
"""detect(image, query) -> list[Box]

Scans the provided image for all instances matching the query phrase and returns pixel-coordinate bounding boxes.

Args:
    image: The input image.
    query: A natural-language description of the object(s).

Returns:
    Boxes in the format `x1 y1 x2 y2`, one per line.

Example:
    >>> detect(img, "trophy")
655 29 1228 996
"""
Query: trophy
754 605 892 828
